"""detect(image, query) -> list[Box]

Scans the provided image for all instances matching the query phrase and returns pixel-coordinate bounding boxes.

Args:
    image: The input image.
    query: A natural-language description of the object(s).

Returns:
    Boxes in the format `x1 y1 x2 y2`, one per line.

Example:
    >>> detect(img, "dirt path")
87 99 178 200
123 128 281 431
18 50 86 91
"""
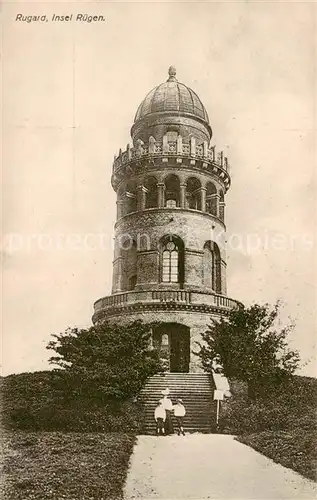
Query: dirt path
124 434 317 499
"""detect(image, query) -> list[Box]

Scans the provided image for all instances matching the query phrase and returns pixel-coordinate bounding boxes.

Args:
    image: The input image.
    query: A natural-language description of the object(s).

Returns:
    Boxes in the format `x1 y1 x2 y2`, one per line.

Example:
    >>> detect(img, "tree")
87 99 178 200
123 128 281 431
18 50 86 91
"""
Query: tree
47 320 162 404
195 302 300 399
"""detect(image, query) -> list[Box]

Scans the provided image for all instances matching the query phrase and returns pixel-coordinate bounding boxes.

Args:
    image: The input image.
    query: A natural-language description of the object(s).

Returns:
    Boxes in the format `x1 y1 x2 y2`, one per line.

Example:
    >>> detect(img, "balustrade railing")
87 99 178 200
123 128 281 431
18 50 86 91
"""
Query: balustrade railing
213 295 236 309
101 293 128 307
152 290 190 303
94 289 238 312
113 135 229 174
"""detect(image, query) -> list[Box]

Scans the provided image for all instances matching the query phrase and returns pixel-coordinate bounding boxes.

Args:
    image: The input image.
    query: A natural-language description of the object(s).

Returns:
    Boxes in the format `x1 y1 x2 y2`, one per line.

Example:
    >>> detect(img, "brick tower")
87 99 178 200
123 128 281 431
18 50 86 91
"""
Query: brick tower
93 67 239 373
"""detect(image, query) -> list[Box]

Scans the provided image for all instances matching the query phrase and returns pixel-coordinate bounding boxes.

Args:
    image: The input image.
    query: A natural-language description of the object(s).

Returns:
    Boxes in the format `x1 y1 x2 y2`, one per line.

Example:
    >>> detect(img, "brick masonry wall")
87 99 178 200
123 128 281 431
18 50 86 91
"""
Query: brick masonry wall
115 209 226 254
137 251 159 286
113 209 227 294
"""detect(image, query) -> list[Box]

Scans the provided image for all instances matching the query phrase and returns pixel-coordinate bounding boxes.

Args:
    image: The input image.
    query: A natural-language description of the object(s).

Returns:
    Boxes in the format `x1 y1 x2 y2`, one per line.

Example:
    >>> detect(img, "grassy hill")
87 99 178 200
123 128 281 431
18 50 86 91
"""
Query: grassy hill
1 370 316 500
223 375 317 481
2 431 135 500
1 370 142 500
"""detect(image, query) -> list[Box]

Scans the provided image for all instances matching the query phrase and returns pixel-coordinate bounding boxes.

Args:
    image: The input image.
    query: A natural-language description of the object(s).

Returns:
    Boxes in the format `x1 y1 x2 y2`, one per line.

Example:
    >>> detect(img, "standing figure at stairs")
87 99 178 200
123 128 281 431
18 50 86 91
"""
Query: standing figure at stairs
173 398 186 436
154 401 166 436
160 388 174 435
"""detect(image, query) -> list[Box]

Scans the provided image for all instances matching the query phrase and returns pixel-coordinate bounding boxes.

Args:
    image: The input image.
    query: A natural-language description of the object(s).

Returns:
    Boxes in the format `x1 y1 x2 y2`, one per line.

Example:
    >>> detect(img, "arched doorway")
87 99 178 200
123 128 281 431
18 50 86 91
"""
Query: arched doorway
153 323 190 372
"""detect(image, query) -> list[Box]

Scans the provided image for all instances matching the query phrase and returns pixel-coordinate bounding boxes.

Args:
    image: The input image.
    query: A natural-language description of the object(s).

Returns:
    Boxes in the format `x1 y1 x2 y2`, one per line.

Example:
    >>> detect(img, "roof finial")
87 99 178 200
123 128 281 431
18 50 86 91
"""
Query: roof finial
167 66 177 82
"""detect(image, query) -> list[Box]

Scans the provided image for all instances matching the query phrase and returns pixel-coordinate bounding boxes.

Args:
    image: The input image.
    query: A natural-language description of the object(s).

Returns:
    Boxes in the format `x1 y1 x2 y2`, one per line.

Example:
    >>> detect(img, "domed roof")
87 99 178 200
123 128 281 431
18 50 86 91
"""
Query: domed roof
134 66 209 124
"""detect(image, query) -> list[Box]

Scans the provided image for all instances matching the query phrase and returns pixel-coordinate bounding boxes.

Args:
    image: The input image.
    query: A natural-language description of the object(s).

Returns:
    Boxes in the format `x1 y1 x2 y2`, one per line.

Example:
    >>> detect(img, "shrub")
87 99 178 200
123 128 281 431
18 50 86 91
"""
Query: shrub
1 320 163 432
47 320 162 402
220 375 317 435
196 302 300 399
1 372 145 433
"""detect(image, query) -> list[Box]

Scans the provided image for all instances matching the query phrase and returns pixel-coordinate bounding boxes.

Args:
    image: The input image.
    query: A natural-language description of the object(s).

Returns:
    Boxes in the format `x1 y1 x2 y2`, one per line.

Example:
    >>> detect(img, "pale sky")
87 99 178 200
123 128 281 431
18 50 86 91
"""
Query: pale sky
2 1 316 376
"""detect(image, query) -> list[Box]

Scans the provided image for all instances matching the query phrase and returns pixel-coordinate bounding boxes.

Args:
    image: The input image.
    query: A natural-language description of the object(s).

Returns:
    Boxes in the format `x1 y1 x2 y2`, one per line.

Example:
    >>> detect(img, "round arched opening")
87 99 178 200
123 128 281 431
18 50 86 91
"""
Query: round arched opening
186 177 202 210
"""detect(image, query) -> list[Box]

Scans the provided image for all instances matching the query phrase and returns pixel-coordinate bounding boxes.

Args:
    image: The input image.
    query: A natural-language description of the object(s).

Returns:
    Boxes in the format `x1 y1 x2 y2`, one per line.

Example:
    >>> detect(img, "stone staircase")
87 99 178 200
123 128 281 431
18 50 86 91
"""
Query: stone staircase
139 373 216 434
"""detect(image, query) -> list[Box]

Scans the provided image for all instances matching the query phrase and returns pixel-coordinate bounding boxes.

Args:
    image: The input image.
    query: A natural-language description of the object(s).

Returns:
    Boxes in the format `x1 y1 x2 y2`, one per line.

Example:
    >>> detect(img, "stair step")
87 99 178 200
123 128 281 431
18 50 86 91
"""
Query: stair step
141 390 213 394
141 373 215 434
141 384 212 387
141 386 212 390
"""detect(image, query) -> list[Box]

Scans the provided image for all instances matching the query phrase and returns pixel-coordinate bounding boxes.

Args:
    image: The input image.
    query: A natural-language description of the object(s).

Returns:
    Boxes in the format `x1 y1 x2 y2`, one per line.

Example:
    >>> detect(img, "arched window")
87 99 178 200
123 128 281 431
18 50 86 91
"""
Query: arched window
203 241 222 292
203 242 214 288
186 177 201 210
144 176 158 209
206 182 217 216
162 241 179 283
164 174 180 208
160 236 184 286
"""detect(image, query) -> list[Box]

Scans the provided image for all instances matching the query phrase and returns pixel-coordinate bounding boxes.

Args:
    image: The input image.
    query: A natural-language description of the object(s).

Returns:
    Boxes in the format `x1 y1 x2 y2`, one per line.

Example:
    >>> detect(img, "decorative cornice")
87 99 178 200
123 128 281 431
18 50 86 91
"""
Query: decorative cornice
137 249 159 255
92 301 233 323
93 288 242 326
111 135 231 192
185 249 205 256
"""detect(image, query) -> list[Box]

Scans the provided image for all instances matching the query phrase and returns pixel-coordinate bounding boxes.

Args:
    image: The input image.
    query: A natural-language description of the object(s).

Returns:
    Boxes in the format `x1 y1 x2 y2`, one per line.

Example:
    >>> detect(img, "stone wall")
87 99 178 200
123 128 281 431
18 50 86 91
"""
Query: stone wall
103 309 221 373
137 250 159 286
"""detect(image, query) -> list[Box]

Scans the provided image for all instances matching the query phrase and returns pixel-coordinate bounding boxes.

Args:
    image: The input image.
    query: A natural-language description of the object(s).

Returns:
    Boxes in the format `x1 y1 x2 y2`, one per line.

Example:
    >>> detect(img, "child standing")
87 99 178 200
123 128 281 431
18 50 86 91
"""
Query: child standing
154 400 166 436
173 398 186 436
160 388 174 435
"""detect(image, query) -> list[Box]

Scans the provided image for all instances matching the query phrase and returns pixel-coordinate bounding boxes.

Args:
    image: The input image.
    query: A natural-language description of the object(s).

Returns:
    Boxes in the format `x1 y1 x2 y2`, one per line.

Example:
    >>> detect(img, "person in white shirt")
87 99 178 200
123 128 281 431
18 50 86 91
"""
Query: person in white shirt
173 398 186 436
154 401 166 435
159 388 174 435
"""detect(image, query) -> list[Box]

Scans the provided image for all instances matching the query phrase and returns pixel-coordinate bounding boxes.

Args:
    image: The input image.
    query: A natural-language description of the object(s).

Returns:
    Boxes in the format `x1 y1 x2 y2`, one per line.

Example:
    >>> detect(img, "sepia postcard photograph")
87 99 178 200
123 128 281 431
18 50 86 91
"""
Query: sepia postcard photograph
1 1 317 499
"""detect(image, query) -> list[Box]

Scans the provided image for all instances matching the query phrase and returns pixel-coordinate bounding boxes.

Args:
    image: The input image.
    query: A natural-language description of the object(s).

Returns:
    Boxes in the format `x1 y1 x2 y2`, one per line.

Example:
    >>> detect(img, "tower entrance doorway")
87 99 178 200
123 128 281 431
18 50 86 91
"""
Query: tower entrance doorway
153 323 190 373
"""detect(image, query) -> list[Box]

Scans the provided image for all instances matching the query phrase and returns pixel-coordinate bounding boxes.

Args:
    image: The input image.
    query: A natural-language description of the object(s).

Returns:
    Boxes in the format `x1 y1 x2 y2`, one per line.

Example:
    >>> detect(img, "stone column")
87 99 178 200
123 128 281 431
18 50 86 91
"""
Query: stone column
116 200 124 220
162 134 169 154
180 183 186 209
157 182 165 208
200 187 206 212
137 185 146 211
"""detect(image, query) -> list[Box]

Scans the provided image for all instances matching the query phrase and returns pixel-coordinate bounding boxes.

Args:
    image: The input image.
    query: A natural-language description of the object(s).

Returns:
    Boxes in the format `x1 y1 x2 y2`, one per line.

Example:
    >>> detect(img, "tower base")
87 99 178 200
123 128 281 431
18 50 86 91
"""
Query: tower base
93 290 240 372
